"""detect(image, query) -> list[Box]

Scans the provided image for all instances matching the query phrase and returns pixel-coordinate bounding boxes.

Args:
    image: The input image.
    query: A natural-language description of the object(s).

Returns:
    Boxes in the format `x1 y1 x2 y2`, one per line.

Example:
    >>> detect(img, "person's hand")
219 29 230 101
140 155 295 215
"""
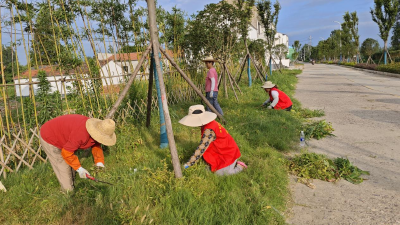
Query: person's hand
209 91 214 98
184 164 189 169
95 162 105 168
76 167 90 179
267 105 273 109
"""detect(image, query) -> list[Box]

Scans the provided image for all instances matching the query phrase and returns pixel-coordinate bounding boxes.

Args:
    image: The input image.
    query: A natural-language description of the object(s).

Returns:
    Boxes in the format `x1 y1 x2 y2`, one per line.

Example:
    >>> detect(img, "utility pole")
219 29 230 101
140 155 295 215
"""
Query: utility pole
308 35 312 58
334 21 342 63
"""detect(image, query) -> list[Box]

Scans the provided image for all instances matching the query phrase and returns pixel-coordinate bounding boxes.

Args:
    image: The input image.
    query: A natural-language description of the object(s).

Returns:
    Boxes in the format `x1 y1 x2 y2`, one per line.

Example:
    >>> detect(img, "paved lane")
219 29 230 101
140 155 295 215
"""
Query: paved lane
287 64 400 225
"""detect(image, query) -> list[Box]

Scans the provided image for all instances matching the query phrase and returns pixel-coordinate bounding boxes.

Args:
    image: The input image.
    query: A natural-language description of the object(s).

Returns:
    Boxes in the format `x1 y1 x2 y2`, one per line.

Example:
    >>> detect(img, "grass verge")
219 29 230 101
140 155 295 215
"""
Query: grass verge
0 69 305 224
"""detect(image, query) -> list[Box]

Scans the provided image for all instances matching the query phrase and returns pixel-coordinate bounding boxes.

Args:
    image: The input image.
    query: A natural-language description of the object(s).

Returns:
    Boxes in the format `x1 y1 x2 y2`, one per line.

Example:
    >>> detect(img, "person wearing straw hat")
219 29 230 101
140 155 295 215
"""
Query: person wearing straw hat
261 81 293 111
179 105 247 175
39 114 116 191
202 56 223 116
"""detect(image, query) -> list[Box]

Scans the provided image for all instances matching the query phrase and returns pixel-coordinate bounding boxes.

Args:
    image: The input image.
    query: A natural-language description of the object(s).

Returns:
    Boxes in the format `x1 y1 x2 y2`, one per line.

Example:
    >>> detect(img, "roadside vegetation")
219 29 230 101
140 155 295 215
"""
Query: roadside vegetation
288 152 370 185
303 120 334 140
0 69 305 224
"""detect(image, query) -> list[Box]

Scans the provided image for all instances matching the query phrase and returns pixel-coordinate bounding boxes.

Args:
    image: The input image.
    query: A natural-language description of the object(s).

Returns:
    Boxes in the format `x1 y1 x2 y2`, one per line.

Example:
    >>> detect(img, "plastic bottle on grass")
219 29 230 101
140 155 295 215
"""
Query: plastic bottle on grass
300 131 305 148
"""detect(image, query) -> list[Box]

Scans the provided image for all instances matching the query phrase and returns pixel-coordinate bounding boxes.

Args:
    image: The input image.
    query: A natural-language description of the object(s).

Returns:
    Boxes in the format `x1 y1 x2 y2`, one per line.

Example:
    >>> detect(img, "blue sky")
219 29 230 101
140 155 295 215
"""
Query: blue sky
1 0 387 64
154 0 384 47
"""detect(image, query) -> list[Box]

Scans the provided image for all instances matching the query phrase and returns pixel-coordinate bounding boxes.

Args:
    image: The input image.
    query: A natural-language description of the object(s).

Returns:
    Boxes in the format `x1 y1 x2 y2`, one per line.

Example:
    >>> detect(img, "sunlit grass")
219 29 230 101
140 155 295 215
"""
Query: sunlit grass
0 69 304 225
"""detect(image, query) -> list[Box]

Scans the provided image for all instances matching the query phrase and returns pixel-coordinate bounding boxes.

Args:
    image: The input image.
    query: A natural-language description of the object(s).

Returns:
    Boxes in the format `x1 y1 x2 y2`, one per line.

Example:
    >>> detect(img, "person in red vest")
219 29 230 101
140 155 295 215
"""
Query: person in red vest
261 81 293 111
179 105 247 175
40 114 116 191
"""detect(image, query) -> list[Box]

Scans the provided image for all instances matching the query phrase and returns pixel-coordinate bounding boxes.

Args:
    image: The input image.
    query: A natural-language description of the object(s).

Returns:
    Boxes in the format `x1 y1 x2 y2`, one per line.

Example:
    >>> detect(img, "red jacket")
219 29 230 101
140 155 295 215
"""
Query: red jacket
269 87 292 110
201 121 241 172
40 114 96 151
40 114 104 170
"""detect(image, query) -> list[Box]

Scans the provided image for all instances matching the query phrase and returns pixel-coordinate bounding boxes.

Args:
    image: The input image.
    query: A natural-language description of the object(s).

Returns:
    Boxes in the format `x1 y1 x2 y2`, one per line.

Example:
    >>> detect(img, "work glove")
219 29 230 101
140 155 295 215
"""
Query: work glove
183 164 189 169
95 162 105 168
209 91 214 98
267 105 273 109
76 167 90 179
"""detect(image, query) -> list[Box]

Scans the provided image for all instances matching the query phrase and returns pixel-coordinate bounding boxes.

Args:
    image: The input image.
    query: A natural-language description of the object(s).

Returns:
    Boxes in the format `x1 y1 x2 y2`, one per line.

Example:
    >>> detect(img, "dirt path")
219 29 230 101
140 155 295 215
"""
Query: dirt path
287 64 400 225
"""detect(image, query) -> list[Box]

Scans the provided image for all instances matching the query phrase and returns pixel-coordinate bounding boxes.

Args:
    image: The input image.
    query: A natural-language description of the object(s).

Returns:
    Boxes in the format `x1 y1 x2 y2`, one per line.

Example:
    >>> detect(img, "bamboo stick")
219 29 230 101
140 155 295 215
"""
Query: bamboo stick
236 54 248 83
224 64 238 101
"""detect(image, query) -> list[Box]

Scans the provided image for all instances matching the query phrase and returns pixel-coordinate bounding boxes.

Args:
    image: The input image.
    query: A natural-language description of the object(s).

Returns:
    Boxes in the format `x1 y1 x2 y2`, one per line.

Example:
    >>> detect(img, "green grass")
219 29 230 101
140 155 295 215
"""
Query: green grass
293 108 325 119
0 69 305 224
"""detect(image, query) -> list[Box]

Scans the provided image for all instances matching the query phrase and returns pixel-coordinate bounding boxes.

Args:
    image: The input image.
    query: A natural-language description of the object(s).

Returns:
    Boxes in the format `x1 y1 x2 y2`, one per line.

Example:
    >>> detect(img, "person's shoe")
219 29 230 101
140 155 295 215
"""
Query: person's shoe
237 161 248 169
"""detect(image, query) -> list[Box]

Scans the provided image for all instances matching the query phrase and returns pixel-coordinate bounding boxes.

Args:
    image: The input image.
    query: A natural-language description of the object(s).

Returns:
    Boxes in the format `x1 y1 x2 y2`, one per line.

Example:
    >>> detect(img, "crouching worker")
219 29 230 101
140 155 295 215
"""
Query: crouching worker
40 114 116 191
261 81 293 111
179 105 247 176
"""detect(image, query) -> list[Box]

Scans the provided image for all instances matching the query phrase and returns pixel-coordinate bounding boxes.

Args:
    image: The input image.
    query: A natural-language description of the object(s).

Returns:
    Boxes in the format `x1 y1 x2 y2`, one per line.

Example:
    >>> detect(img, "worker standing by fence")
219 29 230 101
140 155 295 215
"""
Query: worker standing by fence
203 56 224 116
39 114 116 191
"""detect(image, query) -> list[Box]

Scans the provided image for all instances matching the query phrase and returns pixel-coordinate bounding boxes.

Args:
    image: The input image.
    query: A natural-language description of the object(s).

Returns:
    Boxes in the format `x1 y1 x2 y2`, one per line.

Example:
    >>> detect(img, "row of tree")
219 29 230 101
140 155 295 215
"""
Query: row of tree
291 0 399 65
1 0 288 84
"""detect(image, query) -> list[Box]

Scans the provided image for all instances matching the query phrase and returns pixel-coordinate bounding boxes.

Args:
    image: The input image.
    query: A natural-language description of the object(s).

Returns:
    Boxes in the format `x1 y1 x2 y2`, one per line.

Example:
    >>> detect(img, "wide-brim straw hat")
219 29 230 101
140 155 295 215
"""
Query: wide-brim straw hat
86 118 117 146
179 105 217 127
261 81 276 89
202 56 218 62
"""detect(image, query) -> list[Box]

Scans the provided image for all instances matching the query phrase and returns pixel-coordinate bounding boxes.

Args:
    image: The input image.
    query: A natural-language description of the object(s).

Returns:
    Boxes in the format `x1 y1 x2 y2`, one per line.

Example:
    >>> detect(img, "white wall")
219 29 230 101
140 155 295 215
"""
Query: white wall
14 76 74 97
100 61 126 86
275 33 289 48
97 53 113 60
248 26 258 41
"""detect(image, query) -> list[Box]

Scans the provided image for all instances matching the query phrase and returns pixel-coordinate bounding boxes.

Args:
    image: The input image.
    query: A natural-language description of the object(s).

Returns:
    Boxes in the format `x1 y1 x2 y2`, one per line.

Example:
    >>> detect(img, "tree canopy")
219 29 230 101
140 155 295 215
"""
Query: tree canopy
370 0 399 50
360 38 380 57
256 0 281 51
184 2 240 63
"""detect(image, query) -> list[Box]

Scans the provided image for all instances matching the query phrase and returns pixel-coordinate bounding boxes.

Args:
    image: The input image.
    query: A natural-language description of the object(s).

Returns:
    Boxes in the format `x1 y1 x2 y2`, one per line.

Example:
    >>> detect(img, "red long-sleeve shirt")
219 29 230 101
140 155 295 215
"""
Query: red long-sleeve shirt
40 114 104 170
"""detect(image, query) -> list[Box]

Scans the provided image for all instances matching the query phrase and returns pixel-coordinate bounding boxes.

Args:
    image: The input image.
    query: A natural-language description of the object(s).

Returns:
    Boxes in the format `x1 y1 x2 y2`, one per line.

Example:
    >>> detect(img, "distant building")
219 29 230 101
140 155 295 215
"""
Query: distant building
14 60 127 97
225 0 290 68
15 50 174 97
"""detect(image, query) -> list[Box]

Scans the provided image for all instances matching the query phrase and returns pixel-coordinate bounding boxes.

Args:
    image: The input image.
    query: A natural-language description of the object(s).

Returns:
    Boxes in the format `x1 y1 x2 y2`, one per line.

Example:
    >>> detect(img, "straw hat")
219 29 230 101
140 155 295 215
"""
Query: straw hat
179 105 217 127
86 118 116 146
261 81 276 89
202 56 218 62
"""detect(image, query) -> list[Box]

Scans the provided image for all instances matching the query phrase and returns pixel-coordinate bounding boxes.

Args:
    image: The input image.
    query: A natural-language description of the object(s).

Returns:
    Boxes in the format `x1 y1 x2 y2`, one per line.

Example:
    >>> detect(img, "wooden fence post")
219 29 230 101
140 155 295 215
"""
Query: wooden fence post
147 0 182 178
146 49 154 128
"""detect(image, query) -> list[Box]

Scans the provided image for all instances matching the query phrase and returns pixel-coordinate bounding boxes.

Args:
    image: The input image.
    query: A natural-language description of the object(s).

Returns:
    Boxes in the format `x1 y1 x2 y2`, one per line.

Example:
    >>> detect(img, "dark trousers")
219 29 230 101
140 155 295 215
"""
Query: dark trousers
284 105 292 111
206 91 223 115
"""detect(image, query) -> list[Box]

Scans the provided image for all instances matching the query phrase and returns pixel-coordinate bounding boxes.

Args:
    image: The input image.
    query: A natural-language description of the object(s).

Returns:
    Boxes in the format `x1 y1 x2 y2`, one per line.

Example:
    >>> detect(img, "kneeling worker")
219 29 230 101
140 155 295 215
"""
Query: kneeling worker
179 105 247 176
261 81 293 111
40 114 116 191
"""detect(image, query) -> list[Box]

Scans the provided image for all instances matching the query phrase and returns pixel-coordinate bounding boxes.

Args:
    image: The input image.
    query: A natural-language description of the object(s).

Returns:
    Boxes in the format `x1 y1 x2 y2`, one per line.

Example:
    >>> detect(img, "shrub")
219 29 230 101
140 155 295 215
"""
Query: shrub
354 63 378 70
377 63 400 74
343 62 356 67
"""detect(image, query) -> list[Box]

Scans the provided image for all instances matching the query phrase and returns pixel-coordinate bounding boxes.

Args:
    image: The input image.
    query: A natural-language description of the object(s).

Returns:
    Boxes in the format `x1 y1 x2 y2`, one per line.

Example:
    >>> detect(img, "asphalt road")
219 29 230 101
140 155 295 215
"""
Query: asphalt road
287 64 400 225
